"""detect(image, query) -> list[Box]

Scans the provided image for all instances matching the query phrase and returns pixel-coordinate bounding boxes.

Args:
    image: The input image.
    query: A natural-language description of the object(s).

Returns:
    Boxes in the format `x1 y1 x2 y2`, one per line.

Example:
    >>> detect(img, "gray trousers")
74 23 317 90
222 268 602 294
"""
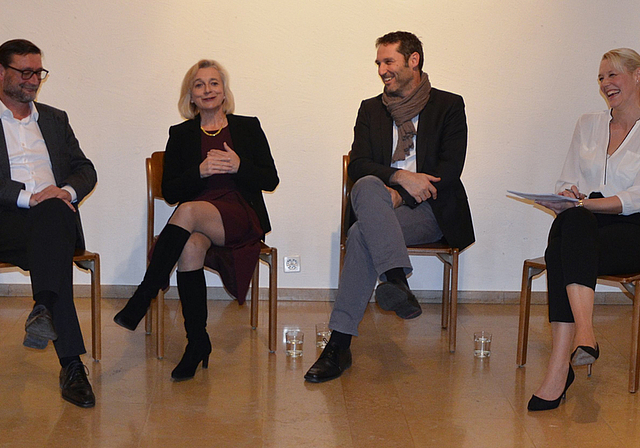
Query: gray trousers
329 176 443 336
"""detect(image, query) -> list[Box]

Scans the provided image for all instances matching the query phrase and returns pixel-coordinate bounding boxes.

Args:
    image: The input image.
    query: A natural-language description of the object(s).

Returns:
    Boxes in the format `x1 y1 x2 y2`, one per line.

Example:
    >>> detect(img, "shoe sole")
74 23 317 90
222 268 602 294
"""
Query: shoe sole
375 283 422 319
25 317 58 340
23 332 49 349
571 349 597 366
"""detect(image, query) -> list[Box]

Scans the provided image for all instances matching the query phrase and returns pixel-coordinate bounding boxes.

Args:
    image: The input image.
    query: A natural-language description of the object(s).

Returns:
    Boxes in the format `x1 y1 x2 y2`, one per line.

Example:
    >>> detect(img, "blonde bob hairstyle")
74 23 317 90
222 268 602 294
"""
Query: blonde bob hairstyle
602 48 640 76
177 59 235 120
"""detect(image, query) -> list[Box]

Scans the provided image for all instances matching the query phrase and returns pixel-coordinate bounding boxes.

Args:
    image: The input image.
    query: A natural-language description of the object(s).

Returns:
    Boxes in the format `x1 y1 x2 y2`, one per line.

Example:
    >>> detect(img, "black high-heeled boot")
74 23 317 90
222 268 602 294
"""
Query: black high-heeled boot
114 224 191 331
171 269 212 382
527 364 575 411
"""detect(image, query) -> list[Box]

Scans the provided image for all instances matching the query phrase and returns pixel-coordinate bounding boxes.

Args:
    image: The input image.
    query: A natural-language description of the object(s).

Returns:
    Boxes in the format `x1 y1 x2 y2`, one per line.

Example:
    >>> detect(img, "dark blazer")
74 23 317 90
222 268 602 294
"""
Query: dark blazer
0 102 97 248
348 88 475 250
162 114 279 236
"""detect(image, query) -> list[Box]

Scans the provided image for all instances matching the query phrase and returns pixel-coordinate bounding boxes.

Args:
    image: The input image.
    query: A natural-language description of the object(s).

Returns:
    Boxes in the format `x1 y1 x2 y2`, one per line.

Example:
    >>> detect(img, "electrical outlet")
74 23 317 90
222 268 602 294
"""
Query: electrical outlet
284 256 301 273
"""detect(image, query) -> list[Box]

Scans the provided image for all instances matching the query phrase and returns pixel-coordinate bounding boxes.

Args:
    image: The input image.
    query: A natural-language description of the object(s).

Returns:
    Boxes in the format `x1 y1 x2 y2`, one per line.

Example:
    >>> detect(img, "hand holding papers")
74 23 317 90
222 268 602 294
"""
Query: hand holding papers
507 190 578 203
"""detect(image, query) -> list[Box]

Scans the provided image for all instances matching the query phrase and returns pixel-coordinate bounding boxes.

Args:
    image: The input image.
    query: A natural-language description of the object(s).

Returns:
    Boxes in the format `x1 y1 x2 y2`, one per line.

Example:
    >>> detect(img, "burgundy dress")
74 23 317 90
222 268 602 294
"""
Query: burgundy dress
184 126 262 303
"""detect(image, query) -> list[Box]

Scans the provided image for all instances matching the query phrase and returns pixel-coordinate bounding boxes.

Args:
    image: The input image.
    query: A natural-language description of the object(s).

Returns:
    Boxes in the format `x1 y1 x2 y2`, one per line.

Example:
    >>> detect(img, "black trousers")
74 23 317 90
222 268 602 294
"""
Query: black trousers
0 199 85 358
545 206 640 322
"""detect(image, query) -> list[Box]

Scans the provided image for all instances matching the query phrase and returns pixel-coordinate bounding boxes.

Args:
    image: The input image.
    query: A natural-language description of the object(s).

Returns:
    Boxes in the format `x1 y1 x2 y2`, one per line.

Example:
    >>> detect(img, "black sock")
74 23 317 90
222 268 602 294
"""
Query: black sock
328 330 352 349
384 267 408 286
60 356 81 368
34 290 56 311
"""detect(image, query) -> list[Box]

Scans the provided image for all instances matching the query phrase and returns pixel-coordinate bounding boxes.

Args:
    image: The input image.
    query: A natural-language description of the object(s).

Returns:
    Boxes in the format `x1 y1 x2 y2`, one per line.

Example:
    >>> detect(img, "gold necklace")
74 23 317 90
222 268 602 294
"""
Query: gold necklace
200 126 223 137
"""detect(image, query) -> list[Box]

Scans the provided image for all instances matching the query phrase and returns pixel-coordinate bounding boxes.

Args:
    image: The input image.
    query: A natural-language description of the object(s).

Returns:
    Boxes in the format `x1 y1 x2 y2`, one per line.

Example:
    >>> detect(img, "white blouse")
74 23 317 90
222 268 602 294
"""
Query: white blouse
556 110 640 215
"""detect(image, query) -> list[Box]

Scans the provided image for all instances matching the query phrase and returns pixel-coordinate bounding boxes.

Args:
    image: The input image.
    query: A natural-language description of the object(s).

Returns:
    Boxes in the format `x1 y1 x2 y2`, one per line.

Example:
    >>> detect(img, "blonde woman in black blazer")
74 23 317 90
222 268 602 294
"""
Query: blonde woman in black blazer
115 59 278 382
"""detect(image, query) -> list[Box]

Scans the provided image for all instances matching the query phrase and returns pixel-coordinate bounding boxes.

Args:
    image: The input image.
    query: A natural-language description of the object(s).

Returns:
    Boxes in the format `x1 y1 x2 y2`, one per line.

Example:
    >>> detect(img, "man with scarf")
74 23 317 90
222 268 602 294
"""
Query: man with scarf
305 31 474 383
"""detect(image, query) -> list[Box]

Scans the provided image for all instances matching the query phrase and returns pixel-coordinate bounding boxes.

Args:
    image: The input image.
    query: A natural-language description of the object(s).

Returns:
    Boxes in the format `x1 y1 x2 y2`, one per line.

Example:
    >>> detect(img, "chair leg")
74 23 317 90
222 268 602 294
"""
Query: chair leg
90 256 101 362
629 280 640 393
448 250 459 353
155 290 164 359
251 262 259 330
268 247 278 353
516 262 538 367
441 262 451 329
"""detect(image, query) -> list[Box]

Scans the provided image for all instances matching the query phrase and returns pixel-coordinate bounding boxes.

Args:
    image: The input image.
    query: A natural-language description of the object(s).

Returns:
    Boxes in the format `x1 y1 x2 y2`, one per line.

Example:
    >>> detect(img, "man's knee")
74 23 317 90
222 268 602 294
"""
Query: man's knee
30 198 76 231
352 175 384 196
351 175 389 208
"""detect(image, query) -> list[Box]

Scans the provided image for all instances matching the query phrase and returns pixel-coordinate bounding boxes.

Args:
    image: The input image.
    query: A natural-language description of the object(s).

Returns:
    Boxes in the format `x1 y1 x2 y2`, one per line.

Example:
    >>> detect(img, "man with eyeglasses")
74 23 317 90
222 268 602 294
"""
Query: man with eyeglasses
0 39 97 408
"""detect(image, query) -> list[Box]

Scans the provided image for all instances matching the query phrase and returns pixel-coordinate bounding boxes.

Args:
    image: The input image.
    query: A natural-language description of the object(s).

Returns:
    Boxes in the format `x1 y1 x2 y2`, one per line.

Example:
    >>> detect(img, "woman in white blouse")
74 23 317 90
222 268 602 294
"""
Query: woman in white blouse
529 48 640 411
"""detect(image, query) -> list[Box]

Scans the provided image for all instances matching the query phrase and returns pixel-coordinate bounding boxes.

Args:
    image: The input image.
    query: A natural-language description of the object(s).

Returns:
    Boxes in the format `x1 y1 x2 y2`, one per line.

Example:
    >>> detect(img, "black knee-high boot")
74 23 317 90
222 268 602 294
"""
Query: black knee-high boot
114 224 191 331
171 269 212 381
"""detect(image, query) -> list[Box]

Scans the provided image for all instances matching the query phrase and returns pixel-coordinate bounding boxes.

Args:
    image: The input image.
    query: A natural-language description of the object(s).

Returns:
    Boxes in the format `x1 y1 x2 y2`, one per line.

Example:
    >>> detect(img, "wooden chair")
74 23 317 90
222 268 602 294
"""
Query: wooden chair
0 249 101 361
516 256 640 392
145 151 278 359
340 154 460 352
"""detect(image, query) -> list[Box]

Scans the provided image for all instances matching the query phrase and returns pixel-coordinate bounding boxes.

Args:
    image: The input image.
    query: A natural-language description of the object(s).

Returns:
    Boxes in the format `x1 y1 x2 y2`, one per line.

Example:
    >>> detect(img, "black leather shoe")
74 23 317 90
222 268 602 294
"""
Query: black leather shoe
304 342 352 383
25 304 57 340
59 361 95 408
375 281 422 319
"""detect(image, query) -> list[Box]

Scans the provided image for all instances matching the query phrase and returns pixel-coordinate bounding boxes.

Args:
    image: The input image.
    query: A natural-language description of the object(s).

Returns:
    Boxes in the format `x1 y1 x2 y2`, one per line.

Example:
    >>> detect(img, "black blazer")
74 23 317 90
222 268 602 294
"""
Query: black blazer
348 88 475 250
161 114 279 236
0 102 97 248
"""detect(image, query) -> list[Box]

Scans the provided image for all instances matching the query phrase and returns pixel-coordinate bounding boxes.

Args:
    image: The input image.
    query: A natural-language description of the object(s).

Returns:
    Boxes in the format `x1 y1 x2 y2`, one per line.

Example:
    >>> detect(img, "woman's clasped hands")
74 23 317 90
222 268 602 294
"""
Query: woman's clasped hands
199 142 240 177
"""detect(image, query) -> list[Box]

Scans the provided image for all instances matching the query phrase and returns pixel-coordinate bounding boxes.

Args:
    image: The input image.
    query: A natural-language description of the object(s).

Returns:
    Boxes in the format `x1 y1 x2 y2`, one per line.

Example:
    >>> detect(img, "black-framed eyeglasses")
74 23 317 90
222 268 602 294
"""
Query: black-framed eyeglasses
5 65 49 81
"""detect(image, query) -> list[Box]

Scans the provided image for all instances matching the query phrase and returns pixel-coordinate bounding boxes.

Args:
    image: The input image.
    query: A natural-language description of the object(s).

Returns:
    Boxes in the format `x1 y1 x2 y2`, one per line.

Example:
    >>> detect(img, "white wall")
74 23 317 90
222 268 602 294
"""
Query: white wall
2 0 639 294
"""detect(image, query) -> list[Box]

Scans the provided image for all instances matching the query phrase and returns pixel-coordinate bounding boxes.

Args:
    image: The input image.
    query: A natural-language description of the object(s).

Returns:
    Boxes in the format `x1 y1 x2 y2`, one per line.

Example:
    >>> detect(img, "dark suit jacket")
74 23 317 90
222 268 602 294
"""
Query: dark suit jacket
348 88 475 250
0 102 97 248
162 114 279 236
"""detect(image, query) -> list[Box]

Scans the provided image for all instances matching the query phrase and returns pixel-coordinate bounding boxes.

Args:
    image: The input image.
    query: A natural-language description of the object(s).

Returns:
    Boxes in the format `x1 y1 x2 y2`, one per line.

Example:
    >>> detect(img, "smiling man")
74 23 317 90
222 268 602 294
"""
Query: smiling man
0 39 97 407
305 31 475 383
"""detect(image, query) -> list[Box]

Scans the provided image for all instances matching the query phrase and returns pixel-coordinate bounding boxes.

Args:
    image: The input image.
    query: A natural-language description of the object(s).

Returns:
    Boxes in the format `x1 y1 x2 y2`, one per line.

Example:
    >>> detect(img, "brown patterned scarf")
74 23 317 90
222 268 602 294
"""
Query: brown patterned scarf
382 72 431 162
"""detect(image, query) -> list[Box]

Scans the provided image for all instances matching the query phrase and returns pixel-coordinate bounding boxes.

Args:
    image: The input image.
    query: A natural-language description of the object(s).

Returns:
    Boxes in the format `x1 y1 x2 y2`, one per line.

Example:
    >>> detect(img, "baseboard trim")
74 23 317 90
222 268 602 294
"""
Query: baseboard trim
0 284 633 305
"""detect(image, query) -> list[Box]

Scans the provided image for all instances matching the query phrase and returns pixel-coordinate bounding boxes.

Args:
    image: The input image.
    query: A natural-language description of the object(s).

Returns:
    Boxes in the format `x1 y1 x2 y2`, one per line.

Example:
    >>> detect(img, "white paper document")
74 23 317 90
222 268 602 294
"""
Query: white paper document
507 190 578 203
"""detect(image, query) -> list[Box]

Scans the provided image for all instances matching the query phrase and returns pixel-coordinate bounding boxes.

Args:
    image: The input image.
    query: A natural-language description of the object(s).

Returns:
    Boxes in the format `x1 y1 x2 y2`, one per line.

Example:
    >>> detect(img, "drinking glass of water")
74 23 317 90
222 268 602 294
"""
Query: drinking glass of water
474 331 492 358
315 323 331 348
285 330 304 357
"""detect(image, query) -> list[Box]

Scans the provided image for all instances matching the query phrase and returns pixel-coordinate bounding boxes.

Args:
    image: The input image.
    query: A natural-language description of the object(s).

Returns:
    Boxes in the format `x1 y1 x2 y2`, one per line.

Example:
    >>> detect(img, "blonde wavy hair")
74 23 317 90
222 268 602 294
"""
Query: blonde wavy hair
177 59 235 120
602 48 640 76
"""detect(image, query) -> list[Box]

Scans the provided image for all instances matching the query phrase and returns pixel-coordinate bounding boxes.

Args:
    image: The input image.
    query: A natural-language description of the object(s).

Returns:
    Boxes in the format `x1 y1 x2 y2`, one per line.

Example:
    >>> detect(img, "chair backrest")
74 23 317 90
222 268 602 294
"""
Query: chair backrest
146 151 165 254
340 154 354 269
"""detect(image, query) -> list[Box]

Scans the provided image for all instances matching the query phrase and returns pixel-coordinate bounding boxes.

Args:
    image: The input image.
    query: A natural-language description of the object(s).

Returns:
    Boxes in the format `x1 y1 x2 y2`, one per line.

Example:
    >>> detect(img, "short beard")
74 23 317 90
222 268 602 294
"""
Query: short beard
3 84 38 103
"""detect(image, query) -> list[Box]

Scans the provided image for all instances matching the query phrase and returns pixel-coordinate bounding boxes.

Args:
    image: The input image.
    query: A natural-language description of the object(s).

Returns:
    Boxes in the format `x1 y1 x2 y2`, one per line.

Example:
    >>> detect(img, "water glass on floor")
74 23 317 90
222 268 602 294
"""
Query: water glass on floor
474 331 492 358
285 330 304 357
315 323 331 348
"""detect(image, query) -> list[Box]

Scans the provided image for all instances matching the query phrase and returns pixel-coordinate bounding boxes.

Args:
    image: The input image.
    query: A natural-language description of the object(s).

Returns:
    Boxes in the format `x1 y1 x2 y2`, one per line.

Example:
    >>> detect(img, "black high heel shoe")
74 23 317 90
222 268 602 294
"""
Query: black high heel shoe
571 344 599 376
527 365 575 411
171 338 212 382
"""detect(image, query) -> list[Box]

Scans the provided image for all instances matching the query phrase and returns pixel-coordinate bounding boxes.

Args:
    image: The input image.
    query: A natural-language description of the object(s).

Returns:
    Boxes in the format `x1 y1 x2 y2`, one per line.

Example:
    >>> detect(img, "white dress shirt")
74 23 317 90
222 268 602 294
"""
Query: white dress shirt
390 115 419 172
0 101 76 208
556 110 640 215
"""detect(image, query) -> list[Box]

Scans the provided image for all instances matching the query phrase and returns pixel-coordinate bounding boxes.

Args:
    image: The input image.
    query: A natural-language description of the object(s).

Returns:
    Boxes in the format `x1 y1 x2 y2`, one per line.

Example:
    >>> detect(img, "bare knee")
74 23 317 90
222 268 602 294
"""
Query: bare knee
178 232 211 270
170 202 199 229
